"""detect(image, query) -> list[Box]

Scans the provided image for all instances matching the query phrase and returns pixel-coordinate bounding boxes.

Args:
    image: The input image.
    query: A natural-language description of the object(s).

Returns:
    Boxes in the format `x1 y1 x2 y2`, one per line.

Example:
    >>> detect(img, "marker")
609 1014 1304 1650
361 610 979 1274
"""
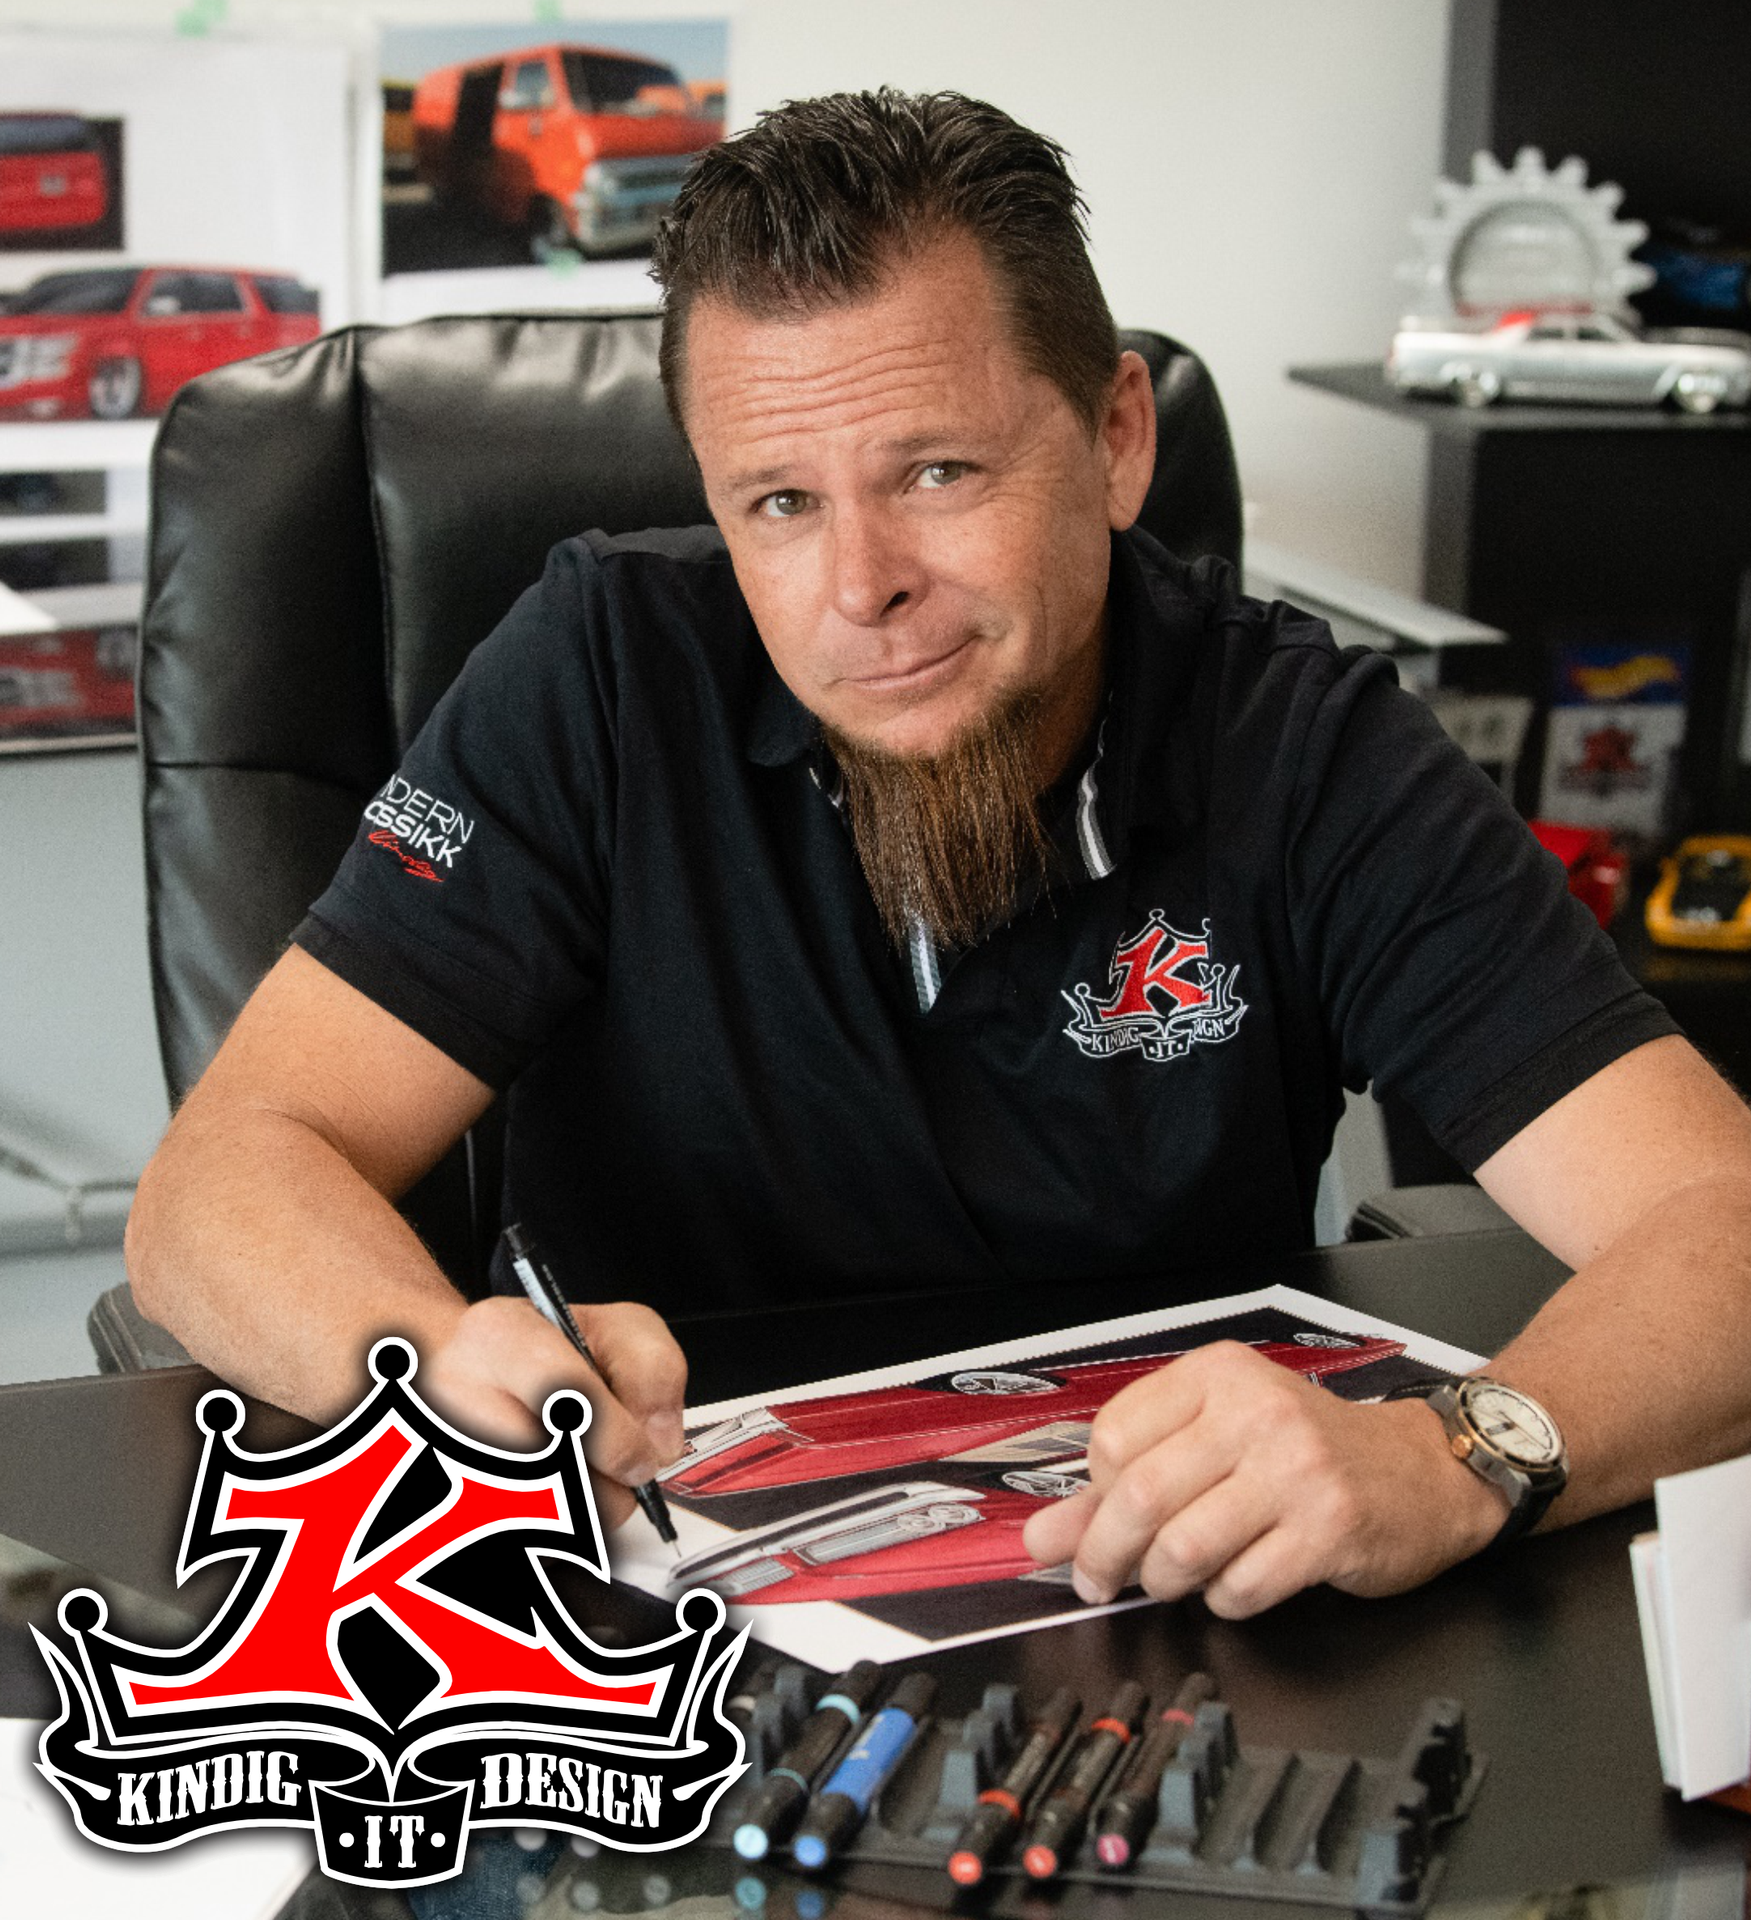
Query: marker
1020 1681 1146 1879
1093 1672 1216 1869
946 1687 1080 1888
792 1672 937 1870
732 1661 886 1862
501 1223 678 1553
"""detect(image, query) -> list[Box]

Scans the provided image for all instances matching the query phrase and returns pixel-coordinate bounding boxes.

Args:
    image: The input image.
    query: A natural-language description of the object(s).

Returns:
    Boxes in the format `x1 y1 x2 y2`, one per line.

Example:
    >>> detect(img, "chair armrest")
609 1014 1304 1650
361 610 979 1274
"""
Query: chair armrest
87 1283 193 1373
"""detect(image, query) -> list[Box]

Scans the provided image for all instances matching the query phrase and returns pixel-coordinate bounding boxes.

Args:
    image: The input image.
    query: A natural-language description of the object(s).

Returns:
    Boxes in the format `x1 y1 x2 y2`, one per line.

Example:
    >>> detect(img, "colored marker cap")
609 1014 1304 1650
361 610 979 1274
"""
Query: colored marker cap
792 1831 829 1871
1095 1831 1130 1868
947 1849 985 1887
1022 1843 1059 1880
732 1823 770 1862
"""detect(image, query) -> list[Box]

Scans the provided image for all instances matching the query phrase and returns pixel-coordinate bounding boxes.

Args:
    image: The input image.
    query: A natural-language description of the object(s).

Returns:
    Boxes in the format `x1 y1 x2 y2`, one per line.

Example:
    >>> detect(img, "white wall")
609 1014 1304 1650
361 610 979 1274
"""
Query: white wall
0 0 1451 1221
0 0 1451 588
731 0 1449 589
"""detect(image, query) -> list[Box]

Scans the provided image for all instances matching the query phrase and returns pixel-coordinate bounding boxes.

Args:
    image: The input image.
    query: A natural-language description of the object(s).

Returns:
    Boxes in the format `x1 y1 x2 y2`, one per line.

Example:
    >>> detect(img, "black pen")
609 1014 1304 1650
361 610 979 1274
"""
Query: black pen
502 1222 679 1554
1092 1671 1215 1869
946 1686 1080 1888
1020 1680 1146 1879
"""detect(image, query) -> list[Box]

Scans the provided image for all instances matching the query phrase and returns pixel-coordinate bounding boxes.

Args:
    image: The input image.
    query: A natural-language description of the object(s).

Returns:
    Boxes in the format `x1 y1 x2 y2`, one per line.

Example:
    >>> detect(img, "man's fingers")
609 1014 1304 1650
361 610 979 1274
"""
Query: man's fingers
1069 1424 1239 1603
574 1300 688 1459
430 1297 668 1487
1199 1526 1317 1620
1021 1486 1097 1569
1133 1476 1276 1603
590 1471 637 1532
1083 1351 1212 1489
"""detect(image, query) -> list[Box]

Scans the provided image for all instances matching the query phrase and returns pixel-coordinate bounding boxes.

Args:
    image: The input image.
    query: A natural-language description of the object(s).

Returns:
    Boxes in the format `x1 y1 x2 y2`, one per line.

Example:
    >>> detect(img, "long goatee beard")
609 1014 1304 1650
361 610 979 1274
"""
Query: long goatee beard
825 688 1050 952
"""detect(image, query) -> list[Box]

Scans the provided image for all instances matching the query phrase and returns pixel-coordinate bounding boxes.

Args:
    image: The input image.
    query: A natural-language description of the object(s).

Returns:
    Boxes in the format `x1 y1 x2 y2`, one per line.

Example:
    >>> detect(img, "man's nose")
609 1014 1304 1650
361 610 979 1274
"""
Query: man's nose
827 506 917 627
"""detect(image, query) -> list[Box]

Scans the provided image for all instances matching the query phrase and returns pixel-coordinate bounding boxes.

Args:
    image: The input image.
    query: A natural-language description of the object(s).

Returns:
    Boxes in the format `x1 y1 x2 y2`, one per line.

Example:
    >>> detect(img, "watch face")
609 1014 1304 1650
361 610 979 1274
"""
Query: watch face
1462 1381 1563 1469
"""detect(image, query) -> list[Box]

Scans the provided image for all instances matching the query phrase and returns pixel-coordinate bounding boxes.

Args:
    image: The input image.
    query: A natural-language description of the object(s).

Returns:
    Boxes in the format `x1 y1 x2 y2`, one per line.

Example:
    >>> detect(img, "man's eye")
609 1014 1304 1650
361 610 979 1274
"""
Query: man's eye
757 490 810 519
917 461 969 490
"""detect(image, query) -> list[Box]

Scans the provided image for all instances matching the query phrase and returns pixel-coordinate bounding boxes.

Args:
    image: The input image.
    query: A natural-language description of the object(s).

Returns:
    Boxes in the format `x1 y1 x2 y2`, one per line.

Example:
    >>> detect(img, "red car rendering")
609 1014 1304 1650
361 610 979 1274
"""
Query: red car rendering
0 266 321 421
668 1332 1408 1605
0 114 108 236
413 44 721 258
0 627 135 742
671 1480 1070 1603
662 1333 1406 1498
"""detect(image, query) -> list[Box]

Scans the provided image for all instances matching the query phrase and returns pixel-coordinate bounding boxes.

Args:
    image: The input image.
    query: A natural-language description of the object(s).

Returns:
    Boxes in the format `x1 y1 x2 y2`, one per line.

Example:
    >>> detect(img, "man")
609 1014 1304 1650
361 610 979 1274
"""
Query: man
127 90 1751 1620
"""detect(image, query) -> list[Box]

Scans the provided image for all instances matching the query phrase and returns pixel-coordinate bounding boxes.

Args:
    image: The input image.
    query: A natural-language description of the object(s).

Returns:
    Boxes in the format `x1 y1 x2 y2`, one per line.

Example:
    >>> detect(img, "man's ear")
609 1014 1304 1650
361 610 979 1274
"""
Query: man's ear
1102 349 1158 532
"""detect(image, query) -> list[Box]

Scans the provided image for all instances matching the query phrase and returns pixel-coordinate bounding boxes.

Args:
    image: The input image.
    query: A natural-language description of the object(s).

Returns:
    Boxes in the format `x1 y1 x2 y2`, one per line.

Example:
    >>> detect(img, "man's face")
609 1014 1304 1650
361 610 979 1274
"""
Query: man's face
682 230 1156 771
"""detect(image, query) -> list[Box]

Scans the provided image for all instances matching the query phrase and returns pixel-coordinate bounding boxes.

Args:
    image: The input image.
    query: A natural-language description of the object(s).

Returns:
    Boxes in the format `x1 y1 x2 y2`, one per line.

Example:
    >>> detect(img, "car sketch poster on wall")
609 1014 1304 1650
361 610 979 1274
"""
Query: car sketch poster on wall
0 31 352 750
378 18 726 325
612 1286 1483 1670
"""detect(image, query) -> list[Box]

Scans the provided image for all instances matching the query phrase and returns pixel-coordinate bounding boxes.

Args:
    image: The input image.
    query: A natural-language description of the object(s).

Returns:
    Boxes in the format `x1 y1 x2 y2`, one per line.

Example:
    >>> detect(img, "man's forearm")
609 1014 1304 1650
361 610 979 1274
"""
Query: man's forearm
1484 1172 1751 1526
126 1100 469 1424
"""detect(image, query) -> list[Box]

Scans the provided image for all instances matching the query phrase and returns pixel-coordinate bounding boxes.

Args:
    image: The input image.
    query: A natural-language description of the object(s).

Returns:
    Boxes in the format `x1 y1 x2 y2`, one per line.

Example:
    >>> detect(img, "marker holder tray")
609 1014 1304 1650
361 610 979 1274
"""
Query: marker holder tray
714 1670 1485 1914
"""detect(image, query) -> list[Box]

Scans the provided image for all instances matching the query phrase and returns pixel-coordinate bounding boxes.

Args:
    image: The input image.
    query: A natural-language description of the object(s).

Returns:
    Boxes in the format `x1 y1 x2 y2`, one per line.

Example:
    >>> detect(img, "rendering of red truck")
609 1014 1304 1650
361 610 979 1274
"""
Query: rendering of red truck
664 1335 1407 1499
0 114 108 238
0 266 320 420
665 1332 1408 1604
412 43 721 259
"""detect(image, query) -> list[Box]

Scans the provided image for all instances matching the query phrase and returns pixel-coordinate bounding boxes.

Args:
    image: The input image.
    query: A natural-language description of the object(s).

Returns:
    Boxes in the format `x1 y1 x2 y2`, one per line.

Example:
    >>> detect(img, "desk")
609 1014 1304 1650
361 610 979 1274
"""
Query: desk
3 1233 1747 1918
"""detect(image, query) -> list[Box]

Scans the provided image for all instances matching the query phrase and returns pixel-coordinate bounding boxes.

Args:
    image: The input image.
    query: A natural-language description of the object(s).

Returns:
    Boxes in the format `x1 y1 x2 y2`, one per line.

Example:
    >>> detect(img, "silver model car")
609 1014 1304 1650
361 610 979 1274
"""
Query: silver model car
1388 310 1751 413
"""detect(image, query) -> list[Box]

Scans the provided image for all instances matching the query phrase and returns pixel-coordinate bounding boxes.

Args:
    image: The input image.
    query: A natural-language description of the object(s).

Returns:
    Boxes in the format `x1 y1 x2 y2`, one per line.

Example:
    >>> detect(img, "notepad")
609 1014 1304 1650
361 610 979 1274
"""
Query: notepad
0 1716 310 1919
1630 1451 1751 1800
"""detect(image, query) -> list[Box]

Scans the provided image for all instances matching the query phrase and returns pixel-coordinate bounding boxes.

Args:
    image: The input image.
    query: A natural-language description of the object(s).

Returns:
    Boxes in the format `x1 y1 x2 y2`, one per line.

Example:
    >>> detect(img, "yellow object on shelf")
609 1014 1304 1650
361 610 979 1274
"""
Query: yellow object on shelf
1646 836 1751 950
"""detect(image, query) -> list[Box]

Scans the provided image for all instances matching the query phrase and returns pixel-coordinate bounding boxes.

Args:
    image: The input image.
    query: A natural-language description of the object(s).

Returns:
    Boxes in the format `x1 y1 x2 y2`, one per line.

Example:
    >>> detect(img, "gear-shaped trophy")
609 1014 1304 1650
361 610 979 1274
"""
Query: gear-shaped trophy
1401 147 1653 319
1387 149 1751 412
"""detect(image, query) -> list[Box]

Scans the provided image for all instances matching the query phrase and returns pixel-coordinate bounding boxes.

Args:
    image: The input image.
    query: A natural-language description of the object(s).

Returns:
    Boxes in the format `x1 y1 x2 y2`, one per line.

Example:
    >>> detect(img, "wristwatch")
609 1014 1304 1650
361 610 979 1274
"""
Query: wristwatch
1414 1377 1569 1549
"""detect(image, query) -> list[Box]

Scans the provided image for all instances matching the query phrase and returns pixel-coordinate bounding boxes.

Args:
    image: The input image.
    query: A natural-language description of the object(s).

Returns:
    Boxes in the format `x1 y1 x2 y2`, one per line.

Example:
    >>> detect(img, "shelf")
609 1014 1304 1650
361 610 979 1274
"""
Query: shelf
1289 363 1751 435
0 419 157 470
0 581 143 636
1245 538 1503 650
0 511 146 547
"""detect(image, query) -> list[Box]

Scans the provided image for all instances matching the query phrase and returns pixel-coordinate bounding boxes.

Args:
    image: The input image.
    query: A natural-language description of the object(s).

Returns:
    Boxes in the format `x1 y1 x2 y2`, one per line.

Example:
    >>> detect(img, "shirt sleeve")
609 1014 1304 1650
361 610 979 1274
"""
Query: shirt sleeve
291 539 617 1088
1286 657 1679 1170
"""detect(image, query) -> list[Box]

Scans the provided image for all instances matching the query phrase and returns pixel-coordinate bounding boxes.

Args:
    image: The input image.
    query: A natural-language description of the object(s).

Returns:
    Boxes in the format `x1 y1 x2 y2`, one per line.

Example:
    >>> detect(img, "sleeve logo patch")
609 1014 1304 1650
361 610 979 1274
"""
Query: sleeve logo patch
363 775 476 883
1062 910 1247 1063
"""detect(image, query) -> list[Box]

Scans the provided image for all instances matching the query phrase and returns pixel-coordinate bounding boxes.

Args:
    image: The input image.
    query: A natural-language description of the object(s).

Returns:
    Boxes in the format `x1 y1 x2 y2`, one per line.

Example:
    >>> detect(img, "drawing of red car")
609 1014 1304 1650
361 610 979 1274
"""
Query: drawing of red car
0 114 108 236
0 266 320 420
661 1333 1406 1499
413 44 721 259
671 1480 1076 1603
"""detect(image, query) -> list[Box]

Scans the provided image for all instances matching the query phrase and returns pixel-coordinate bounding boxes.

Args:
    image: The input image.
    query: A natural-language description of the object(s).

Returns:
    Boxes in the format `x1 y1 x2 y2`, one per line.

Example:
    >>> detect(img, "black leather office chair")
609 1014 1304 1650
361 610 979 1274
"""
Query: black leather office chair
90 310 1243 1370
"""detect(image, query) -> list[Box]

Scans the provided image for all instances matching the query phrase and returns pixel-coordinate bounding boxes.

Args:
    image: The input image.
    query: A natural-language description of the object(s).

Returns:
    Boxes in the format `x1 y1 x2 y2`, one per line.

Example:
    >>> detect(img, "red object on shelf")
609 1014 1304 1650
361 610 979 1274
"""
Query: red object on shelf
1531 818 1629 928
0 265 319 421
0 113 108 235
0 628 135 742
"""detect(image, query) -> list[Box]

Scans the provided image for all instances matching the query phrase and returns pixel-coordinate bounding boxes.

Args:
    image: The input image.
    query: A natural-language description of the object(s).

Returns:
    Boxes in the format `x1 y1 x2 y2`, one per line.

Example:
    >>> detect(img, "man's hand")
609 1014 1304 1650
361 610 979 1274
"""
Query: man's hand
1020 1342 1505 1616
420 1296 688 1529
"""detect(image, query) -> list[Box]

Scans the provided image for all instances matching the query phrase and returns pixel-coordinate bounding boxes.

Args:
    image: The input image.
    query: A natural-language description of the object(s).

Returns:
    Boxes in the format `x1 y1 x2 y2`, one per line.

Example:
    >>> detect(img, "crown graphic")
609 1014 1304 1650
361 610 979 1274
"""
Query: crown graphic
33 1338 746 1887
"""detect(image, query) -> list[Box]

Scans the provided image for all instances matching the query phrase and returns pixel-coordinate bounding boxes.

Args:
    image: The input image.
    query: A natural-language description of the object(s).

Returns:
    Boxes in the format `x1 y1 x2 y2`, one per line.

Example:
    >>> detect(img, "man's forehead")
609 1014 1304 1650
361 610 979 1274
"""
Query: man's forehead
692 334 1011 474
680 234 1040 464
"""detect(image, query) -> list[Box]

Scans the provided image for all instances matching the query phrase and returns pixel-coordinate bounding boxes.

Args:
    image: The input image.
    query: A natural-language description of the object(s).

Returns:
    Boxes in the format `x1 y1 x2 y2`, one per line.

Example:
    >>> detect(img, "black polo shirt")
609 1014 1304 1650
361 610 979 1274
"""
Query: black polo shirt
295 524 1675 1313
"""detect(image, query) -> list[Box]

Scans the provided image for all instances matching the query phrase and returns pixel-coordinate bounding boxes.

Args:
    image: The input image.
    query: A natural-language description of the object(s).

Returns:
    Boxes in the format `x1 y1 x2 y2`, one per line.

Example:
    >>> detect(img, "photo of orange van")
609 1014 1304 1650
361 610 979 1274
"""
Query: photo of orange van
411 43 721 259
